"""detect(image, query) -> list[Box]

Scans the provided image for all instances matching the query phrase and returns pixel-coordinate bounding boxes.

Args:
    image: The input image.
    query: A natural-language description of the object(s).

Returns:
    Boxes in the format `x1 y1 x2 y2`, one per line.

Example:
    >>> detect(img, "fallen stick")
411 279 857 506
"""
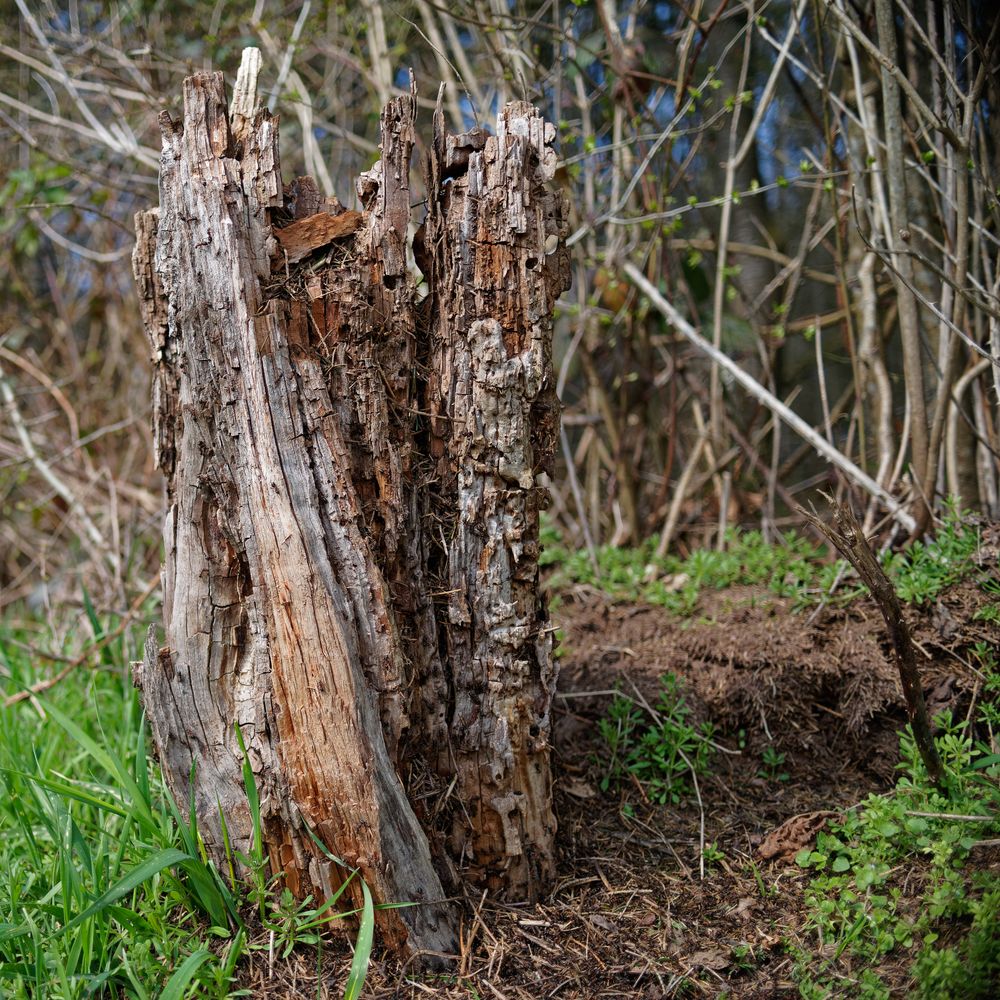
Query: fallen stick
800 496 944 788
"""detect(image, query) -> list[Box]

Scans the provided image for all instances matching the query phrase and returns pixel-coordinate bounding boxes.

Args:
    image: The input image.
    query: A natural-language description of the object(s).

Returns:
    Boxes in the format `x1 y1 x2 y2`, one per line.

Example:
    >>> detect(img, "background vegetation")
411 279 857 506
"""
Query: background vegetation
2 0 998 615
1 1 998 996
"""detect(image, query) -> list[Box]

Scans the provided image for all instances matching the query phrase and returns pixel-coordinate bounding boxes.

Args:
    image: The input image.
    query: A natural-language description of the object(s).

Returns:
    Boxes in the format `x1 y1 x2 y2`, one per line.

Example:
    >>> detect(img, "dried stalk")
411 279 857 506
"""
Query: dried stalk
801 498 943 788
624 262 917 532
874 0 929 513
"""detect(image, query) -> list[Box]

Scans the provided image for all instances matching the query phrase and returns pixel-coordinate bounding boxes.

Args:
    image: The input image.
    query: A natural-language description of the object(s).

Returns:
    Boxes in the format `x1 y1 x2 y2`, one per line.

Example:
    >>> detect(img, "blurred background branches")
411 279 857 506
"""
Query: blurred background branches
1 0 998 613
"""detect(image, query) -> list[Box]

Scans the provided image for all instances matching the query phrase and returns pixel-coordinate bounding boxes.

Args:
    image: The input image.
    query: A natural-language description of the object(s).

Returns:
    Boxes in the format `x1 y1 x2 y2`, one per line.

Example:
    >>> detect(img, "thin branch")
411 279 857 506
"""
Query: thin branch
0 356 113 565
823 0 963 150
623 262 917 532
800 497 944 788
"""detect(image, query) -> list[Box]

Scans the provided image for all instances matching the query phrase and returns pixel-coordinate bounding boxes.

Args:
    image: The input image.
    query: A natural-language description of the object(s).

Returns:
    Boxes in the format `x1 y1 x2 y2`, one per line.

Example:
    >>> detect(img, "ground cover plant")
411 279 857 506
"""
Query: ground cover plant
597 673 716 807
542 517 846 615
543 503 987 616
0 510 997 996
0 613 375 999
572 512 1000 997
792 711 1000 998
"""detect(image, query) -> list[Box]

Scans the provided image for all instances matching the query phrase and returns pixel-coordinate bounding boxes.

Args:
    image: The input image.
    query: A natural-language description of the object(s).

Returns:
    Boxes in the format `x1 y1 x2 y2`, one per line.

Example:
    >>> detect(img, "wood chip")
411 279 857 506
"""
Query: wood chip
271 210 364 264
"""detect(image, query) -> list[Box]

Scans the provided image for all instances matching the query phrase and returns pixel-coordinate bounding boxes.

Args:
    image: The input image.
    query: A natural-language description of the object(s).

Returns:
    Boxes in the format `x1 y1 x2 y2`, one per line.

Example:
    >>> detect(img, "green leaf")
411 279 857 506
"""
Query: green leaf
343 879 374 1000
831 856 850 873
160 949 214 1000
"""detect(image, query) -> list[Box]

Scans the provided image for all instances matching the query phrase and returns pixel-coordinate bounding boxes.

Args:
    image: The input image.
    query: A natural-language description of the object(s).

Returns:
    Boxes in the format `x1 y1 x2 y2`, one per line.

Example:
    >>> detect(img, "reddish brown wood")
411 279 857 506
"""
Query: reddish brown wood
272 209 364 264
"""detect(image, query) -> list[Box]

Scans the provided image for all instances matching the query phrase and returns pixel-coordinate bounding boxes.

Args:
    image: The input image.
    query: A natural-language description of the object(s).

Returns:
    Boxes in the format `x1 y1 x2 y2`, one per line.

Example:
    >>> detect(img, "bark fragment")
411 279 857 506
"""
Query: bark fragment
271 210 364 264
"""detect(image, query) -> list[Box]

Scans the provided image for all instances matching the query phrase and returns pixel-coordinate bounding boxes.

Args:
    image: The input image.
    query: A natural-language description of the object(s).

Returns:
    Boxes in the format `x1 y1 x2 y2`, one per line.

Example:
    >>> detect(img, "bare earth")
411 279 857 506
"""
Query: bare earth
238 579 999 998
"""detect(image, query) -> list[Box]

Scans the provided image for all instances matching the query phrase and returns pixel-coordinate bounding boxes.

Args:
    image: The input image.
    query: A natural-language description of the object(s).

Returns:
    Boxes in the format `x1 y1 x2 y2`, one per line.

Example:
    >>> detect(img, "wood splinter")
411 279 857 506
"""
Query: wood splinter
271 209 365 265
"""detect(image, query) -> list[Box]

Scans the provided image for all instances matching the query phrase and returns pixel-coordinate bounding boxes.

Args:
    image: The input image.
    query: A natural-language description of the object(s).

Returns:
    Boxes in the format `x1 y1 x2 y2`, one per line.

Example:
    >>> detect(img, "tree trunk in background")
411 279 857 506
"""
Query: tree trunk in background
132 53 568 959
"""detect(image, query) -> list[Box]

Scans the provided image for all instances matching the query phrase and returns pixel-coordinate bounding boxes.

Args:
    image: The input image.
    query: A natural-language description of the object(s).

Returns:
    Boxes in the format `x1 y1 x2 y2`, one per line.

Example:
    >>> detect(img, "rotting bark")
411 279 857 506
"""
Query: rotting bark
132 50 568 960
422 93 571 896
801 498 944 788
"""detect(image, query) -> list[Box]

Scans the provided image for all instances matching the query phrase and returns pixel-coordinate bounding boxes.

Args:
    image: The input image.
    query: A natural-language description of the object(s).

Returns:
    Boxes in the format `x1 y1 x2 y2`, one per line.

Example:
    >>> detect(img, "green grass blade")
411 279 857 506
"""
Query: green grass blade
233 724 262 865
177 858 235 929
304 824 349 869
32 700 157 832
159 948 214 1000
135 715 150 804
220 927 247 982
342 879 374 1000
217 799 238 893
59 847 191 933
0 768 129 819
80 586 104 641
971 754 1000 770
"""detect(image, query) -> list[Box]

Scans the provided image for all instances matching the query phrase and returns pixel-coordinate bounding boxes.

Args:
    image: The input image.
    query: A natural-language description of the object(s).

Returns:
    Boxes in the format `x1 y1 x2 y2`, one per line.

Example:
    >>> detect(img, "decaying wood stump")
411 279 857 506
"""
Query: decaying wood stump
422 100 568 896
132 49 569 959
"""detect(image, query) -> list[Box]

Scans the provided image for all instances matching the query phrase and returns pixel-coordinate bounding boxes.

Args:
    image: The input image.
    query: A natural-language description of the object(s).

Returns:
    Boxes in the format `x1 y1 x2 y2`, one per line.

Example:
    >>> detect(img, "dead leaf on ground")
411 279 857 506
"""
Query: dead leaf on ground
686 947 731 971
756 810 841 863
564 777 597 799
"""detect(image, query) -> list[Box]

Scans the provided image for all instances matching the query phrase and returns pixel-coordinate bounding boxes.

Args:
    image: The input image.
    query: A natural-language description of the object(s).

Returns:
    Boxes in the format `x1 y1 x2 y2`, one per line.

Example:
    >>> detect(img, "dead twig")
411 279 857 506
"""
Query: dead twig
3 577 158 707
799 495 944 788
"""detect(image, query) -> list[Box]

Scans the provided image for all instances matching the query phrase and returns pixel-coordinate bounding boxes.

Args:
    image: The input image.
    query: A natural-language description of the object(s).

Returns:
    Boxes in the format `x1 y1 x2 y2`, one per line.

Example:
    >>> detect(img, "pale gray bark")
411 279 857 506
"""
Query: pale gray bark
422 97 571 896
133 60 567 959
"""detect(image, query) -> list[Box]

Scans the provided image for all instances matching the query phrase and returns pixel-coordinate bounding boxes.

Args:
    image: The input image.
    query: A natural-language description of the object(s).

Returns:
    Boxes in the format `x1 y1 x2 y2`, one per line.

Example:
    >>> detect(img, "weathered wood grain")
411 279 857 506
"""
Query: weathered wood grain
133 51 569 960
134 69 455 958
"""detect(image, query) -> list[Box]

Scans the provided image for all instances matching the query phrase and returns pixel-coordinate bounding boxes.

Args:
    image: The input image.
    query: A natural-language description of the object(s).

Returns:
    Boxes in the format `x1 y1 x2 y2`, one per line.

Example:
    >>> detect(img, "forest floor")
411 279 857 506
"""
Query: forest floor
241 536 1000 999
2 521 997 998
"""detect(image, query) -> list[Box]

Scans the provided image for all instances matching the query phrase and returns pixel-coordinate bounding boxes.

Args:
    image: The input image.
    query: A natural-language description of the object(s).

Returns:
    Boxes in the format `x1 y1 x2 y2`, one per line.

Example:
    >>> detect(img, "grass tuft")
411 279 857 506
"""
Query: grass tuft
0 613 376 998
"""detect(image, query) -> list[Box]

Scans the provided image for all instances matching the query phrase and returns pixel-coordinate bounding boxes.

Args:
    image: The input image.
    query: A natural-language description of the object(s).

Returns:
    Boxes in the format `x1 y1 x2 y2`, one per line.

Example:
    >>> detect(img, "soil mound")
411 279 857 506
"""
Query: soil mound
555 580 987 780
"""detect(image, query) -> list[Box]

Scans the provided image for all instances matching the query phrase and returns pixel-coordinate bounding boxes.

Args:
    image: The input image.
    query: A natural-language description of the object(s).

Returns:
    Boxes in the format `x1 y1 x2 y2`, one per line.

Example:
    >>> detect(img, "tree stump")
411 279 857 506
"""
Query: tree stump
131 50 569 959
